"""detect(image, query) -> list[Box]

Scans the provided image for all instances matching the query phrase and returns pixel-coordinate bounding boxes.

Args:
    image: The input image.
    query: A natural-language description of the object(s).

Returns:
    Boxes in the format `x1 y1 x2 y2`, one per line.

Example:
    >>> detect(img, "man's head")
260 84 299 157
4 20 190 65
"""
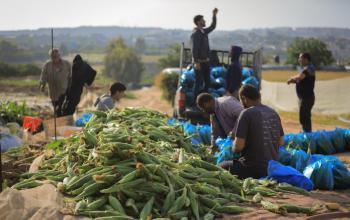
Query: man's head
197 93 215 114
49 48 60 64
298 52 311 66
194 15 206 28
239 85 261 108
110 82 126 101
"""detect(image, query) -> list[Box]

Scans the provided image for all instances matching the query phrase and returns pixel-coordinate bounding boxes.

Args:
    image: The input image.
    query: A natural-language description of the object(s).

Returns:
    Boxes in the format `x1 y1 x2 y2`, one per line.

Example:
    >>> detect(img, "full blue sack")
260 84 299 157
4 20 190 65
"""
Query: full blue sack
180 69 195 88
215 137 240 164
214 77 227 89
198 125 211 145
330 128 347 153
284 133 311 152
278 147 310 172
242 76 259 89
242 67 253 80
314 131 336 155
268 160 314 191
303 157 335 190
75 112 93 127
211 66 227 78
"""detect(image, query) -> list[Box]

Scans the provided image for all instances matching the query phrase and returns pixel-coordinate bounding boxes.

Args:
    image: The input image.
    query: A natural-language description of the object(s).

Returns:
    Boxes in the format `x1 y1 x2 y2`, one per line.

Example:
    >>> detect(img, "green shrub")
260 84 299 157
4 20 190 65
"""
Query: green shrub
155 72 179 104
0 62 41 77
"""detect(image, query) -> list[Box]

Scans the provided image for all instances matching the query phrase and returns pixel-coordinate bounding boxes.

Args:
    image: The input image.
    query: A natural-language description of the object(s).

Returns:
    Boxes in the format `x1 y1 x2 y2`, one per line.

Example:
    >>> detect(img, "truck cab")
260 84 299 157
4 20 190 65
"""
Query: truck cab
173 43 262 124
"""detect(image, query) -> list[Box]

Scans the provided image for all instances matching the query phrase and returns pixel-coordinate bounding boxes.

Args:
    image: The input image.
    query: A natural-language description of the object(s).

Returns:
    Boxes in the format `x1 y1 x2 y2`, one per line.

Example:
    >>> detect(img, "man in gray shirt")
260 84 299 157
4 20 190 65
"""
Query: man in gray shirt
220 85 284 179
95 82 126 111
197 93 243 150
40 48 71 116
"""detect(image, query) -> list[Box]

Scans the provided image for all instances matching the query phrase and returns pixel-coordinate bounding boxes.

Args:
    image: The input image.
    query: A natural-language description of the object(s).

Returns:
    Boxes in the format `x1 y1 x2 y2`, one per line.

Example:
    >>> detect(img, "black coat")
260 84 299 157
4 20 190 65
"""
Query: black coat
63 55 96 115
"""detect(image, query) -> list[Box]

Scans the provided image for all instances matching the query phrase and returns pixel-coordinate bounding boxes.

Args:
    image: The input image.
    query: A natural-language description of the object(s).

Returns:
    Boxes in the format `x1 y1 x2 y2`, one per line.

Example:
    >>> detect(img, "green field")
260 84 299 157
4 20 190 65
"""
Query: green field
63 53 105 64
0 78 38 87
262 70 350 82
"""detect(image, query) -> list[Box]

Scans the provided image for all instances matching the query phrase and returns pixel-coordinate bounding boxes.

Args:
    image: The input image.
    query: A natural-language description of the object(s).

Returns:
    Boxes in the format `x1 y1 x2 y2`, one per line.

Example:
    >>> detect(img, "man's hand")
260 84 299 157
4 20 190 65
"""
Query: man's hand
287 78 296 85
194 62 201 70
213 8 218 16
39 84 45 92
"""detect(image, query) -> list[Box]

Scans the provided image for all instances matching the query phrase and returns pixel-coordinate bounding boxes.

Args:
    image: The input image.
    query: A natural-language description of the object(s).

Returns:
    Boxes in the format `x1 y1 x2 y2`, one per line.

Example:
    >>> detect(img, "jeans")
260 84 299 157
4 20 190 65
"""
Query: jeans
219 159 267 179
298 96 315 132
193 62 210 97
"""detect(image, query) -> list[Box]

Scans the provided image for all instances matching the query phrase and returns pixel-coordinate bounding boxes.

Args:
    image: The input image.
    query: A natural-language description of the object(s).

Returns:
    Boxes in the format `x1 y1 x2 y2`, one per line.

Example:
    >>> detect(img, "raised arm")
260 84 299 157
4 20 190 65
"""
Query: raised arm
204 8 218 34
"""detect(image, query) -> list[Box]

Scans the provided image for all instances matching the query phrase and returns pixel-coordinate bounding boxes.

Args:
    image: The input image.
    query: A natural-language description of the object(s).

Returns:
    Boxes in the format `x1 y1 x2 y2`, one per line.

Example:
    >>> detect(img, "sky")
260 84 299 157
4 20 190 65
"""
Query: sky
0 0 349 31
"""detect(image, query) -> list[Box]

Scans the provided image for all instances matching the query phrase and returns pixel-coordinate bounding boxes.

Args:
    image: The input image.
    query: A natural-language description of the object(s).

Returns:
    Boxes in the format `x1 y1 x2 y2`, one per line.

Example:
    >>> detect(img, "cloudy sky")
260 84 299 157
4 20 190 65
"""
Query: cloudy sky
0 0 349 31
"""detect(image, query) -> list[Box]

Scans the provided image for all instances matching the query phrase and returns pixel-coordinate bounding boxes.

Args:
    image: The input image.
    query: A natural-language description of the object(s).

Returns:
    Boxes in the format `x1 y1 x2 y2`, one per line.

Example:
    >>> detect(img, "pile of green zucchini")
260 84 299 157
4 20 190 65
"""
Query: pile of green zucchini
12 108 318 219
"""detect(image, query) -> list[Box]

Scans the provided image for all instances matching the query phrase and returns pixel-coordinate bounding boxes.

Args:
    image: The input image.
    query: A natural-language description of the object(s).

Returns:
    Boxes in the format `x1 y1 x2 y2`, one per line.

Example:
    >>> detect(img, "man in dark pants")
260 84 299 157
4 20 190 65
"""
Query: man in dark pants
220 85 284 179
226 46 243 98
287 53 316 132
40 48 71 117
191 8 218 97
63 55 96 115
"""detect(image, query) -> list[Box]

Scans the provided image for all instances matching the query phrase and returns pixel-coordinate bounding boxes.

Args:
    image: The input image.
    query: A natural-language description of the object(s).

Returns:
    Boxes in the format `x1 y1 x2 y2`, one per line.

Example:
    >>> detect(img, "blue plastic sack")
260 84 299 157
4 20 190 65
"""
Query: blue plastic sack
242 76 259 89
198 125 211 145
242 67 253 80
211 66 227 78
75 112 93 127
303 158 335 190
214 77 227 89
0 134 23 152
278 147 310 172
180 69 195 88
304 155 350 190
330 128 346 152
268 160 314 191
284 133 311 152
215 137 240 164
314 131 336 155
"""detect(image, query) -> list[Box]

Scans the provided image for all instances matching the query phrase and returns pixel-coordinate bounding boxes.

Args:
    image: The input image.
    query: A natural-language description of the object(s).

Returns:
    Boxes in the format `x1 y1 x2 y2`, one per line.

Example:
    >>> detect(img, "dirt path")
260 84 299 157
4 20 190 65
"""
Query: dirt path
118 86 340 134
118 87 173 116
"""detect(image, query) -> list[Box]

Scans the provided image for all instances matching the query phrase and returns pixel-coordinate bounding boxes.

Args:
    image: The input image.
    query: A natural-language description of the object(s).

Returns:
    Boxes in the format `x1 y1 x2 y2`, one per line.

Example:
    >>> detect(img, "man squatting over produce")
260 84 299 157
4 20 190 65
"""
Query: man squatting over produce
191 8 218 98
220 85 285 179
94 82 126 111
196 93 243 152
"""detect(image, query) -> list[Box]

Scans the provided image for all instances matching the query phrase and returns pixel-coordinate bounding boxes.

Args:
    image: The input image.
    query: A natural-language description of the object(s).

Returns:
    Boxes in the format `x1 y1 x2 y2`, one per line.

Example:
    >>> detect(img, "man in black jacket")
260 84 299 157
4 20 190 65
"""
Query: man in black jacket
191 8 218 97
63 54 96 115
226 46 243 98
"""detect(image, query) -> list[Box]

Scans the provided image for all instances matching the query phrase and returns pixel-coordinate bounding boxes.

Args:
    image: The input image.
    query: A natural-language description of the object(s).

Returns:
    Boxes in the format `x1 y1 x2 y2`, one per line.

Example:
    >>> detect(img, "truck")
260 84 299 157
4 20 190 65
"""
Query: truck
173 43 263 124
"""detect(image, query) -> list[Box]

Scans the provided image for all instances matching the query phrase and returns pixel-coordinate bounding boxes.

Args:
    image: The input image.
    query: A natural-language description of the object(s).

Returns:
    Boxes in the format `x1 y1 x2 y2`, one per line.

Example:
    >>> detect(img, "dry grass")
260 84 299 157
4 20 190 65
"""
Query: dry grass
262 70 350 82
278 111 349 128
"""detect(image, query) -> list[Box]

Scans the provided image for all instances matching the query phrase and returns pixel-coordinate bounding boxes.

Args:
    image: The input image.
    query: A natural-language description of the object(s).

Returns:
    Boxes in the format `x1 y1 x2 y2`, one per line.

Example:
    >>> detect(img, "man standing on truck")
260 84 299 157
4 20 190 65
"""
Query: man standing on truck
287 52 316 132
226 46 243 98
40 48 71 117
191 8 218 97
220 85 284 179
196 93 243 151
